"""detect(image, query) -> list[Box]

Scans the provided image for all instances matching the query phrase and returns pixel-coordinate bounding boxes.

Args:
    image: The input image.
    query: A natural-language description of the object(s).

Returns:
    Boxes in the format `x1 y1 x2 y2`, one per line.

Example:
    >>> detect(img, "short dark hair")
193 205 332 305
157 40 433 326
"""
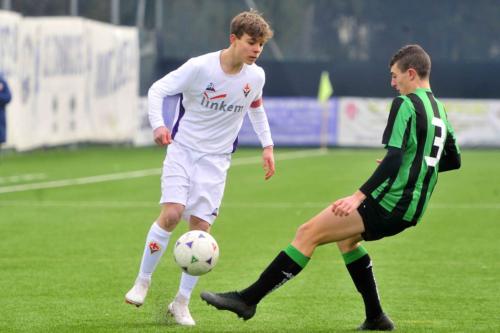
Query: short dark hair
389 44 431 78
230 10 273 42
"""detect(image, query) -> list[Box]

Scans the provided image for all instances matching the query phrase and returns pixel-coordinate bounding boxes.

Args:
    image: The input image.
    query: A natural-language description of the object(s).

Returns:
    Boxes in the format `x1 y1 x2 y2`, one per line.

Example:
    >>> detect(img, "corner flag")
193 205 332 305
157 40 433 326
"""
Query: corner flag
317 71 333 103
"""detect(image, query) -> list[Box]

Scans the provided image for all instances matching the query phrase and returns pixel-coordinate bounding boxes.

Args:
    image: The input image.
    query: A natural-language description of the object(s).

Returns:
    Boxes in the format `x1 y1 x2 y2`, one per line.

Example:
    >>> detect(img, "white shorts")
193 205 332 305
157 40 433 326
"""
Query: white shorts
160 142 231 224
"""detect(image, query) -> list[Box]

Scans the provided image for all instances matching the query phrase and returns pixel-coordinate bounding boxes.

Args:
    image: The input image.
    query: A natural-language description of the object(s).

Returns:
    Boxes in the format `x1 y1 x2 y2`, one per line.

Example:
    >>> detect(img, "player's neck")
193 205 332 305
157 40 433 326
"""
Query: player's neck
409 80 431 94
220 48 244 75
417 79 431 90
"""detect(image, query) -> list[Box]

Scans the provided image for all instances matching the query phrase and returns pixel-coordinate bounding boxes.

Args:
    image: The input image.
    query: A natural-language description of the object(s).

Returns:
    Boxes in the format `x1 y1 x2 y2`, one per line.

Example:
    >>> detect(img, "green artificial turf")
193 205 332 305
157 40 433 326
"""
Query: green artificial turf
0 147 499 332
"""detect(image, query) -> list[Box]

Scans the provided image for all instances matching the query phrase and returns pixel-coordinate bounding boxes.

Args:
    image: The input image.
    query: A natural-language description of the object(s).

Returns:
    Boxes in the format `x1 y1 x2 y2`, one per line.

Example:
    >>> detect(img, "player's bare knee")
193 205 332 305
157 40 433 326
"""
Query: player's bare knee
337 238 361 253
189 216 211 232
291 223 319 256
158 210 182 231
294 222 318 246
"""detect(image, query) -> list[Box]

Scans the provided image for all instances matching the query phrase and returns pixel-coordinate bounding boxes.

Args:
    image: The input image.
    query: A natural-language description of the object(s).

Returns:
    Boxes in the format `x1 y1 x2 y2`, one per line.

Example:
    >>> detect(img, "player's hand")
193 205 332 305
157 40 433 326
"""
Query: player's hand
376 158 382 164
153 126 172 146
262 145 275 180
331 191 366 217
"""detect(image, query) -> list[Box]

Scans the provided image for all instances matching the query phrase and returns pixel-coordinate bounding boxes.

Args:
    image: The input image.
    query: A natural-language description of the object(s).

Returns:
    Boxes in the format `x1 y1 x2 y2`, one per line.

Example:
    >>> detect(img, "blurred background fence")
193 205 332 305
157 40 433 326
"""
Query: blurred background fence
1 0 499 151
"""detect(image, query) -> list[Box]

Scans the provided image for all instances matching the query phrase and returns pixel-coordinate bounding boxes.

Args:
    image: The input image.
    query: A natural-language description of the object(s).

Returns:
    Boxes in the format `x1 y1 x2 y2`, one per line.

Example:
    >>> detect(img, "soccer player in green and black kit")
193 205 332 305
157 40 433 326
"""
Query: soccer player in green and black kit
201 44 461 331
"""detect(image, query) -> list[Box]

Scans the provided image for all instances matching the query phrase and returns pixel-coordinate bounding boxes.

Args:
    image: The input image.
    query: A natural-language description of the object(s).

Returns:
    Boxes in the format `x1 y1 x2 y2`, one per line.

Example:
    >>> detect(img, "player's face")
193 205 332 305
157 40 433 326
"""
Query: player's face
390 63 412 95
232 33 265 65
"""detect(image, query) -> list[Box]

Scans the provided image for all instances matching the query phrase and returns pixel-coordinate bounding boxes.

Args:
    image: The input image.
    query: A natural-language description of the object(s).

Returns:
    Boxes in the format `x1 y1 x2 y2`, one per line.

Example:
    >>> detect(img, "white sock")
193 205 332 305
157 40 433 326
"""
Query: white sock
177 272 199 301
137 222 171 280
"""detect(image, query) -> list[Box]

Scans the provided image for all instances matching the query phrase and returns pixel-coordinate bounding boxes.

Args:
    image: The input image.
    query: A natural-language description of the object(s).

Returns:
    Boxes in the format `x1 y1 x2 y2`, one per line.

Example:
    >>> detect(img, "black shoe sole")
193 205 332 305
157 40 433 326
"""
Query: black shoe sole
200 292 254 320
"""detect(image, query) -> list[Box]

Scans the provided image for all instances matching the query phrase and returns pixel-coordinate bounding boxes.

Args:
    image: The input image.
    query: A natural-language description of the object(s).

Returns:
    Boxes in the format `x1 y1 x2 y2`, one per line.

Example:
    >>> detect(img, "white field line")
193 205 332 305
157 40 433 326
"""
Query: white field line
0 200 499 210
0 173 47 184
0 169 161 194
0 149 328 194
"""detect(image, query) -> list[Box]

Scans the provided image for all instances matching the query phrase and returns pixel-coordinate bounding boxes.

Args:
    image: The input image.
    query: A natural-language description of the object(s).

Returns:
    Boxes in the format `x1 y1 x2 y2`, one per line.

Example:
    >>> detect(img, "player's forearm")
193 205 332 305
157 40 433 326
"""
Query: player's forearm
248 107 273 148
438 151 461 172
438 135 461 172
147 85 166 130
359 147 402 195
147 71 185 130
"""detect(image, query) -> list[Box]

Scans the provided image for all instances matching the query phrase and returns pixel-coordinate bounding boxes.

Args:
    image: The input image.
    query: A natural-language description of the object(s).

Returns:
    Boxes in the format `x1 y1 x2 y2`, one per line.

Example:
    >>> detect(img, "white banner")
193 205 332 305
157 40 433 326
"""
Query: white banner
337 97 390 147
0 11 139 151
444 99 500 147
337 97 500 147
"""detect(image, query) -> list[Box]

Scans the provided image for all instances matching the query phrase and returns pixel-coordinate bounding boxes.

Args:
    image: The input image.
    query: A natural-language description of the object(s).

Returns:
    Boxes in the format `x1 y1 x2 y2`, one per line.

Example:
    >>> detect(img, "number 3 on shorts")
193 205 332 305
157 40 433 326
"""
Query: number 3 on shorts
424 117 447 167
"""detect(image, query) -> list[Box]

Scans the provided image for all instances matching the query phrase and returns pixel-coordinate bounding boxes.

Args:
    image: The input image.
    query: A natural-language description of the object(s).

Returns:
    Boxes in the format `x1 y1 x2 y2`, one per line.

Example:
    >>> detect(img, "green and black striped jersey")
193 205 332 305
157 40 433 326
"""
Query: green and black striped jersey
370 88 460 223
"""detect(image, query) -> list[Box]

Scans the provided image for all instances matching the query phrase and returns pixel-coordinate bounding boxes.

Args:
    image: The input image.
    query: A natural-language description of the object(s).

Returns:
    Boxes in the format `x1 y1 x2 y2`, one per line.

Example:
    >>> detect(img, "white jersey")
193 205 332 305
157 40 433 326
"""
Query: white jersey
148 51 273 154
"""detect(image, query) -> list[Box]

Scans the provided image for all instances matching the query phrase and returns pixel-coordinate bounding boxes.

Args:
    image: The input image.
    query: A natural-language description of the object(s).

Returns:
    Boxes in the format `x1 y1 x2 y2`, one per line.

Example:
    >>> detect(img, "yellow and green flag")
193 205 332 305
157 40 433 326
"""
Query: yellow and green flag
317 71 333 103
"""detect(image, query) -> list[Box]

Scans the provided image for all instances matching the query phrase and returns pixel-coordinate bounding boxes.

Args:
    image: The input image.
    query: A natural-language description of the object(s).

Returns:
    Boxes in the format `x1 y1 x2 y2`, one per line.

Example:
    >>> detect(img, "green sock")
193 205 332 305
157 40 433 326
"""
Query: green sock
342 245 368 265
284 244 310 268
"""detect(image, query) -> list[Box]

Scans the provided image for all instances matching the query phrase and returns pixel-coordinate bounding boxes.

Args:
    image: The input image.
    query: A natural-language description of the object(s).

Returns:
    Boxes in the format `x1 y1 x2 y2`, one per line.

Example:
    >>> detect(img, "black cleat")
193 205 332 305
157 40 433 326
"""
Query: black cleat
358 313 395 331
200 291 256 320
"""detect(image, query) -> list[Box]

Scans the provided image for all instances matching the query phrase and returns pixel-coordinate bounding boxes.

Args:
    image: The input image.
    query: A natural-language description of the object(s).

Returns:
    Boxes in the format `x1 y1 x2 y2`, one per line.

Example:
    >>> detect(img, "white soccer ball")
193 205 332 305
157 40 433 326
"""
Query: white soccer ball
173 230 219 276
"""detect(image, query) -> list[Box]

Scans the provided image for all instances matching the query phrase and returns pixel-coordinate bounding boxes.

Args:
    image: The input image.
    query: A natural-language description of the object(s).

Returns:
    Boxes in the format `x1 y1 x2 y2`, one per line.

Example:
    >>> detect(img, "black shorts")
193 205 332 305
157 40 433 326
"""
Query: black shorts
357 196 417 241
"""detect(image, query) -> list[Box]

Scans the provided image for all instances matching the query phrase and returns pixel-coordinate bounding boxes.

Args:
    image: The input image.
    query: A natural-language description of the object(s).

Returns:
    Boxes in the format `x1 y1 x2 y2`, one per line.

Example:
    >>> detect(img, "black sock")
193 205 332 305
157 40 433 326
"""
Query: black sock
240 247 307 305
346 254 383 320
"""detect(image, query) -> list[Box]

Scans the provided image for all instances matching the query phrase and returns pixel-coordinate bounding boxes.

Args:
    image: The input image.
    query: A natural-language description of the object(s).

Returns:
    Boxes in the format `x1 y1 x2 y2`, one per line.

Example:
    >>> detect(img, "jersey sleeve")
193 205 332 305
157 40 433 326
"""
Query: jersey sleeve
438 112 461 172
444 114 460 153
247 71 273 147
248 101 273 148
148 58 200 130
359 147 403 195
382 97 412 149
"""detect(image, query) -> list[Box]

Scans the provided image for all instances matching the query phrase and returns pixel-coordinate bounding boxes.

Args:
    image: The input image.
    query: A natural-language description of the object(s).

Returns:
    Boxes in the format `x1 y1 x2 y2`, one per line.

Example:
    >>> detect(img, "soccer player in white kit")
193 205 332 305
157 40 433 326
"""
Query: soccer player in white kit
125 10 275 326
